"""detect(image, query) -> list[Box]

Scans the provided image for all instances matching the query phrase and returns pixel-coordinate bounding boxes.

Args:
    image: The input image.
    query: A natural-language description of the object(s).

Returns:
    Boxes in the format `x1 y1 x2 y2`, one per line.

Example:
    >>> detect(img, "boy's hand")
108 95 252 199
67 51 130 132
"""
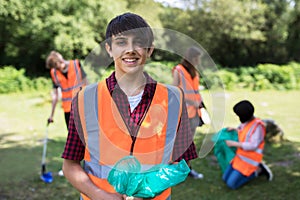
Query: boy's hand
47 118 54 125
124 195 143 200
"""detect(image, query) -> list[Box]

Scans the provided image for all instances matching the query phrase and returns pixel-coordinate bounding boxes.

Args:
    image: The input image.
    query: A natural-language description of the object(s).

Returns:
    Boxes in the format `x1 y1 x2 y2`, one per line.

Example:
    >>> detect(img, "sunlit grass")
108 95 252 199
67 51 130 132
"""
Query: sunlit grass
0 90 300 199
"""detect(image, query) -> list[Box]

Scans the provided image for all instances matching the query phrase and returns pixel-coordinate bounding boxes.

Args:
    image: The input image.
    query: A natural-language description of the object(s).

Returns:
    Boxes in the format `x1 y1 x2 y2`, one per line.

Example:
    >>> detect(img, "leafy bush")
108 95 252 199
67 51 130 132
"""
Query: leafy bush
253 74 274 91
0 66 28 93
256 64 297 90
286 62 300 89
216 70 239 90
220 62 300 91
144 61 175 84
32 77 52 91
0 66 52 94
1 62 300 93
200 70 225 90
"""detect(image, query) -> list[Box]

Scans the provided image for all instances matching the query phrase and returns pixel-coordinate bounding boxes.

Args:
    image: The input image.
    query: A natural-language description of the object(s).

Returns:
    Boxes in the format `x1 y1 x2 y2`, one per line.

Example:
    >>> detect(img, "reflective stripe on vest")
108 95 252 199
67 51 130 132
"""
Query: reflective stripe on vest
232 118 265 176
175 64 201 118
177 67 199 95
50 60 84 112
78 81 182 199
237 154 260 167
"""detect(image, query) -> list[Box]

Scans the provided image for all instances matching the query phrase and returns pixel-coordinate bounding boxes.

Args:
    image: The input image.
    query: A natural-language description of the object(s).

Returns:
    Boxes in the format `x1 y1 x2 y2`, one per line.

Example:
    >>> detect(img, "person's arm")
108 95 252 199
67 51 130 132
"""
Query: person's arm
225 140 242 148
82 76 89 86
63 159 124 200
48 88 59 123
172 69 180 86
78 61 89 85
173 91 198 162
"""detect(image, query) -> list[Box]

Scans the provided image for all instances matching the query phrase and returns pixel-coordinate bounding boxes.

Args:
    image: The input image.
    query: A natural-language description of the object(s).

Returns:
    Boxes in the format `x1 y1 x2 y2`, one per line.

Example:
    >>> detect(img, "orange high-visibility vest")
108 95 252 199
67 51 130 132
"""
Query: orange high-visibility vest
78 81 183 200
232 118 266 176
173 64 201 118
50 59 85 112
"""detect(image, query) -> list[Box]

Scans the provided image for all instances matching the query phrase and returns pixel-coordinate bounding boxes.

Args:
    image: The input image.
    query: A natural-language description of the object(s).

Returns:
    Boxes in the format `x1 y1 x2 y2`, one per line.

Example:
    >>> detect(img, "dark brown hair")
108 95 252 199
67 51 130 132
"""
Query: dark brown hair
180 46 201 78
105 12 154 48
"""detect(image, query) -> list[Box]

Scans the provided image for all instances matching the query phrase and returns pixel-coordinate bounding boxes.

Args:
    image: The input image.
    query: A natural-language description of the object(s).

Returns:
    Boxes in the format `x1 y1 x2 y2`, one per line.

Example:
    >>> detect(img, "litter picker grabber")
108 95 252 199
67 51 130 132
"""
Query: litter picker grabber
40 122 53 183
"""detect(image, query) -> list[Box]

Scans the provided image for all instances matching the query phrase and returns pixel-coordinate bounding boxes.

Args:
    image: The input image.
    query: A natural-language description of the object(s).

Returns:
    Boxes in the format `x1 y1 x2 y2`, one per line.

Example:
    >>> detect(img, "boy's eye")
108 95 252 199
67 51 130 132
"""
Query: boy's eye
116 40 126 46
55 62 61 67
134 39 145 47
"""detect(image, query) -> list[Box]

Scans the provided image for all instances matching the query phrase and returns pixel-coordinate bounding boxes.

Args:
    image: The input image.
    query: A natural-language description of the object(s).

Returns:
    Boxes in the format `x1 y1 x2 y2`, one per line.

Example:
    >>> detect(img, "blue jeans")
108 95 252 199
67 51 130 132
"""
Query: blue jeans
222 164 256 189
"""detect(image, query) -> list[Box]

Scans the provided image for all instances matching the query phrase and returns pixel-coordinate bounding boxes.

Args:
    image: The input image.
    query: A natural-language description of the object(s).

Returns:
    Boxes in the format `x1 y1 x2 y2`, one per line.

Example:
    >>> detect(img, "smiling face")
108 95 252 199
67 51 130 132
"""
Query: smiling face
46 51 67 72
105 33 154 77
55 59 66 72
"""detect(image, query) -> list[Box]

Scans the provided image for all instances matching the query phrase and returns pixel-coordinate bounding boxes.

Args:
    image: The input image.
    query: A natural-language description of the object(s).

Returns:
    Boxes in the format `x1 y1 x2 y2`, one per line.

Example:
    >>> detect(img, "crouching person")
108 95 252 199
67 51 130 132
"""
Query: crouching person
222 100 273 189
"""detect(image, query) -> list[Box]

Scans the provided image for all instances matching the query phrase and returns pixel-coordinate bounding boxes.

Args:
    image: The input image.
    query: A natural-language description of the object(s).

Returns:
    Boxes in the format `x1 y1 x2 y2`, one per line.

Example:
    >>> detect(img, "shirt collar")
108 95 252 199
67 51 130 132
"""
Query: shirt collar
106 71 156 98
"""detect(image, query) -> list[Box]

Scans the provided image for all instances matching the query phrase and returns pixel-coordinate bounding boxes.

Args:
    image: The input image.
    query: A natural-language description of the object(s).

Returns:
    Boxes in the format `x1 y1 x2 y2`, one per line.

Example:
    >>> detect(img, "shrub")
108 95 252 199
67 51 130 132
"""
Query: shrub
256 63 297 90
32 77 52 91
0 66 52 94
287 62 300 89
216 70 239 90
0 66 29 93
1 62 300 93
144 61 175 84
201 70 225 90
253 74 274 91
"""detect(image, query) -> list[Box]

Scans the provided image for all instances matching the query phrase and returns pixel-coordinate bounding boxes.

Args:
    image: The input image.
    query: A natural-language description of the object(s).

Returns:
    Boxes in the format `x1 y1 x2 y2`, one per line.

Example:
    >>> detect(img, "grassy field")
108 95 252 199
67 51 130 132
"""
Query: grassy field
0 90 300 200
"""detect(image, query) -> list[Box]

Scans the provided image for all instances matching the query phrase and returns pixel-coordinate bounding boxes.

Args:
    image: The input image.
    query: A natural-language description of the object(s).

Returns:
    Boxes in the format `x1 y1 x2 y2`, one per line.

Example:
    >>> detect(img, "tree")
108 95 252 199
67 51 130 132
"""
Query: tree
160 0 268 67
286 0 300 62
0 0 127 76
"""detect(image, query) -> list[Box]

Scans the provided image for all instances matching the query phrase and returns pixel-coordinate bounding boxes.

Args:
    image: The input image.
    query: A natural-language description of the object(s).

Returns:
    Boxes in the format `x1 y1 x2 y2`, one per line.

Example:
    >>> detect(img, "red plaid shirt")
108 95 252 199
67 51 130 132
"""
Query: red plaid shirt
62 72 198 162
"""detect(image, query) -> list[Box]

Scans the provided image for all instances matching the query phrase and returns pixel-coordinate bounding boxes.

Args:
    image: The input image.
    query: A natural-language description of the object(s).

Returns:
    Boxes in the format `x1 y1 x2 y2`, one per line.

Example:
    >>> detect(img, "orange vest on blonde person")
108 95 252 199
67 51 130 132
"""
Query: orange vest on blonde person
174 64 202 118
50 60 85 112
77 81 183 200
232 118 266 176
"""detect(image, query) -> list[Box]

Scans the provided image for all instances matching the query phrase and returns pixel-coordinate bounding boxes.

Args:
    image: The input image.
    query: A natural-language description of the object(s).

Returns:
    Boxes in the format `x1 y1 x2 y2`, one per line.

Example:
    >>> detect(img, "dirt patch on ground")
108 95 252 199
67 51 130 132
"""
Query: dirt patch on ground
272 153 300 167
272 160 293 167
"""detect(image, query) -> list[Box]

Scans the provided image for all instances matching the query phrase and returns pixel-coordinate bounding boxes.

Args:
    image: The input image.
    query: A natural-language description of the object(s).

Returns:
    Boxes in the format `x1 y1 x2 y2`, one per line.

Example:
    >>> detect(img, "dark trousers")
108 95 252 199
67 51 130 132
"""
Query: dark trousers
64 112 70 130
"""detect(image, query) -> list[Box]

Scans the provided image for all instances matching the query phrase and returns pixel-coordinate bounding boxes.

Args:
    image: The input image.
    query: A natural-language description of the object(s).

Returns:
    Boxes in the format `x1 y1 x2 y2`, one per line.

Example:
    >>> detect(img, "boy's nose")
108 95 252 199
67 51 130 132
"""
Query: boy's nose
125 43 137 54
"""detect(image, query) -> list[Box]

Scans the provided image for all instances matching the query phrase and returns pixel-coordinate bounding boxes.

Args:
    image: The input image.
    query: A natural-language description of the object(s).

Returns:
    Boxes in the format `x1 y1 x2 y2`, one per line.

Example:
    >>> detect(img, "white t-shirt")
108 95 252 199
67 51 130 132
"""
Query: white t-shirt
128 91 144 113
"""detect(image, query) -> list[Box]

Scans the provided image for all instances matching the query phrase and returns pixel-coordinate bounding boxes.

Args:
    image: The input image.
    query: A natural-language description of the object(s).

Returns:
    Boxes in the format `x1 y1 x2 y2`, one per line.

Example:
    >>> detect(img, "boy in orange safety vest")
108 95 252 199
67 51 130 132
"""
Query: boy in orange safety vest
61 12 198 200
223 100 273 189
46 51 88 129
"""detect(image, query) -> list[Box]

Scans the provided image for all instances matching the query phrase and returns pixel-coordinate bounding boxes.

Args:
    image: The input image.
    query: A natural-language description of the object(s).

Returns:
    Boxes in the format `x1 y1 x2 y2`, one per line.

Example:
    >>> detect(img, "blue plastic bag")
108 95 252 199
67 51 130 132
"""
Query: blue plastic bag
107 156 190 198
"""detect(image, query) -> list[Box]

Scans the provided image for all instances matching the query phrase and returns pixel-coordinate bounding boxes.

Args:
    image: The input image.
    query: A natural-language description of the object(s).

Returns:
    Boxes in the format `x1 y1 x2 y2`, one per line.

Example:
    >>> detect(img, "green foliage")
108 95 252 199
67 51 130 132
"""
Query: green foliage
0 66 51 94
201 62 300 91
201 70 225 90
215 70 238 90
0 66 28 93
159 0 294 67
2 61 300 94
0 0 170 76
1 0 300 72
253 74 274 91
144 61 175 84
256 63 297 90
32 77 53 91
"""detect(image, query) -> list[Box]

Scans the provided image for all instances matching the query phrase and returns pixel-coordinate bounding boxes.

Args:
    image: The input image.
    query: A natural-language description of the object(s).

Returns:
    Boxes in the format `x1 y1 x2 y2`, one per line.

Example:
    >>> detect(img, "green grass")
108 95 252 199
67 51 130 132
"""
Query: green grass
0 90 300 199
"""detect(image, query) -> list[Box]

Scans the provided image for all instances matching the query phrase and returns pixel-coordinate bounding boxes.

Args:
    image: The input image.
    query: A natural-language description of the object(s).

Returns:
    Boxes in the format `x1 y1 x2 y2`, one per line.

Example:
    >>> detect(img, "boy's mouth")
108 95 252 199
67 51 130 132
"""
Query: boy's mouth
123 57 139 64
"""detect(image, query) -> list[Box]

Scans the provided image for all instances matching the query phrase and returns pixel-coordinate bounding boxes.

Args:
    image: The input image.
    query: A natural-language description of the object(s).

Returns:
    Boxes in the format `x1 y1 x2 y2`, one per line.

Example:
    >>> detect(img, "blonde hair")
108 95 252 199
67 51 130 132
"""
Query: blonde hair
46 51 64 69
